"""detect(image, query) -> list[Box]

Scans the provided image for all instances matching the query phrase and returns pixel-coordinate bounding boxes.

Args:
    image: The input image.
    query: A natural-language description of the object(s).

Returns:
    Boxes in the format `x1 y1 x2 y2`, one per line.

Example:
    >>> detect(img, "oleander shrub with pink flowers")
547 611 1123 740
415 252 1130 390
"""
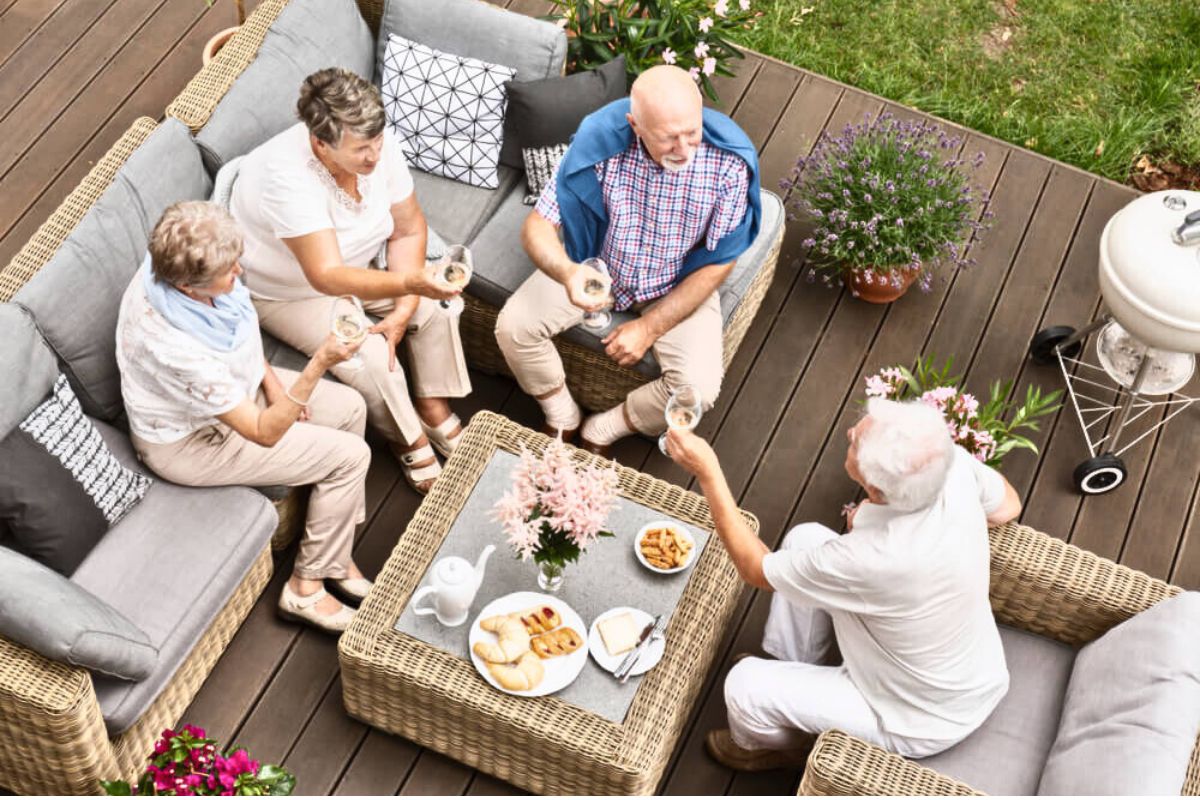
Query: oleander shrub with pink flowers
547 0 759 100
782 113 993 294
864 356 1061 468
100 725 295 796
492 439 621 573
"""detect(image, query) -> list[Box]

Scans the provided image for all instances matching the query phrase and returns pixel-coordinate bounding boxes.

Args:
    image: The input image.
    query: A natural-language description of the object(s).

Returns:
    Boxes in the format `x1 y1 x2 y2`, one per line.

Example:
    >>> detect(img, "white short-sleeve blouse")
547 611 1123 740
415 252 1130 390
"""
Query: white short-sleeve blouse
231 123 416 302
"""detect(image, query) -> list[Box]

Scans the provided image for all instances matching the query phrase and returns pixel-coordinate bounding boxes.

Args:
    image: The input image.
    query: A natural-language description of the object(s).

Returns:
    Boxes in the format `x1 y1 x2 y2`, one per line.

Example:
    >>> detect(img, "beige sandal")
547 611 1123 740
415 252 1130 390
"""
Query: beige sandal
421 413 464 459
277 584 355 634
391 442 442 495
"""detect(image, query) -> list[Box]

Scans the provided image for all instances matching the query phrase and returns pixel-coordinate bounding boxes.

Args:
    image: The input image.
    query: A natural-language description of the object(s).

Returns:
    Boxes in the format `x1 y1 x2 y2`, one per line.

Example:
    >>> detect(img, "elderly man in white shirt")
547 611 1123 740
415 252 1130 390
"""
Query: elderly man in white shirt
664 397 1022 771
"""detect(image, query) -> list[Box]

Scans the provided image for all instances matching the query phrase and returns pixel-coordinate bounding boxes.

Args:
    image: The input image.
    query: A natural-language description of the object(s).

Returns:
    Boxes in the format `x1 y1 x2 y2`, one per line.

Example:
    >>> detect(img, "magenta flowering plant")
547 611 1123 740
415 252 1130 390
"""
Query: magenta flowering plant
782 113 993 293
864 356 1060 468
100 725 295 796
492 438 621 572
546 0 759 101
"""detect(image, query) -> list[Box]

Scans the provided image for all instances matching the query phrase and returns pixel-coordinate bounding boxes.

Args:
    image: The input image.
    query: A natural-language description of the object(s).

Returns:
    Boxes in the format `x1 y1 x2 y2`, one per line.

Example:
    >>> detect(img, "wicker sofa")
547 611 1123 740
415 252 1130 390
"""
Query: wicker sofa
797 521 1200 796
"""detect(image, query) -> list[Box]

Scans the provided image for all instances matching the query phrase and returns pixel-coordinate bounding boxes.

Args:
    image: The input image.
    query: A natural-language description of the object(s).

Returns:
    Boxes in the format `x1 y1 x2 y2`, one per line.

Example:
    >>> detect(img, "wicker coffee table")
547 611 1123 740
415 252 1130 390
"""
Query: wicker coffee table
338 411 754 795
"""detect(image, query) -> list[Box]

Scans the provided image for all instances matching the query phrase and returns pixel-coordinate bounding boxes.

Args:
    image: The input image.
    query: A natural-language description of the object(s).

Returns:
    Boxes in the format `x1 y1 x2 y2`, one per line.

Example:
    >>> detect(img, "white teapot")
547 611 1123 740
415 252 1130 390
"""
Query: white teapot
411 544 495 626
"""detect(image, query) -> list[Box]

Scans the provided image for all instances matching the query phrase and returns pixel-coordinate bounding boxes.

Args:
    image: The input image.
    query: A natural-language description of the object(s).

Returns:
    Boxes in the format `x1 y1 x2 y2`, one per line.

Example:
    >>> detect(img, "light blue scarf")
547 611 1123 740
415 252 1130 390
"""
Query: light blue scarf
140 254 258 352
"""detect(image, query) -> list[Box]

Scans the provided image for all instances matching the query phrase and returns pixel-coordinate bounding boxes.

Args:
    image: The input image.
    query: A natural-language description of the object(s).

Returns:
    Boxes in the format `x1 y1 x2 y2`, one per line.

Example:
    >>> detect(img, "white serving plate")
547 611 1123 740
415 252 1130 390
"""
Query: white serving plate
468 591 588 697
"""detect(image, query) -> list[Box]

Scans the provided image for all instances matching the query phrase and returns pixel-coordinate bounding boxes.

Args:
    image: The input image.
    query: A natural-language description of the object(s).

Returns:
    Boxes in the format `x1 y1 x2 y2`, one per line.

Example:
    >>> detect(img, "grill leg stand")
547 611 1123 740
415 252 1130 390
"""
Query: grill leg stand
1106 352 1151 453
1056 314 1111 354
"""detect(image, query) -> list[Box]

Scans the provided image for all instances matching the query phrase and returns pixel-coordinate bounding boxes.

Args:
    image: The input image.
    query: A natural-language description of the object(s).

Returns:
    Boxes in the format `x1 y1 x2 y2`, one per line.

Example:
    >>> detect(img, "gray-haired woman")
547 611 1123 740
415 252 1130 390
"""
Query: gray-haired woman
230 67 472 495
116 201 371 634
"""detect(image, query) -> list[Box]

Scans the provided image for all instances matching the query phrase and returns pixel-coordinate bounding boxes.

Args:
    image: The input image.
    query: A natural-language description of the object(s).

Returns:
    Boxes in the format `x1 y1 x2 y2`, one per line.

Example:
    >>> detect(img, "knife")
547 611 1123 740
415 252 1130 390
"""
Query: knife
614 615 661 680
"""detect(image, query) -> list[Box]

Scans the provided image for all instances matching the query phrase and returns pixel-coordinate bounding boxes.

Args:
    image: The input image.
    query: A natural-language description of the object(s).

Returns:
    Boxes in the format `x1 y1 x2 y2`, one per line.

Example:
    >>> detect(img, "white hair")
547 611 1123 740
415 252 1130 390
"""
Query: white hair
856 398 955 512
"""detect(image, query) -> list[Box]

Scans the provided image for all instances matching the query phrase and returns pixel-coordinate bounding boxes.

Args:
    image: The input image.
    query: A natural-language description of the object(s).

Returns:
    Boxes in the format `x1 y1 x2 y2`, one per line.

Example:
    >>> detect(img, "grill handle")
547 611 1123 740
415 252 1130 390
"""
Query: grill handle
1174 209 1200 246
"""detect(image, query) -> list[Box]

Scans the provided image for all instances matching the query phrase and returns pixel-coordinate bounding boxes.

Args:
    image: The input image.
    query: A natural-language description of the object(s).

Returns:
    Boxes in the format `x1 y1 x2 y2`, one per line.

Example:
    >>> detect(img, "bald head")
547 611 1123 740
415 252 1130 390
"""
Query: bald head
627 66 704 172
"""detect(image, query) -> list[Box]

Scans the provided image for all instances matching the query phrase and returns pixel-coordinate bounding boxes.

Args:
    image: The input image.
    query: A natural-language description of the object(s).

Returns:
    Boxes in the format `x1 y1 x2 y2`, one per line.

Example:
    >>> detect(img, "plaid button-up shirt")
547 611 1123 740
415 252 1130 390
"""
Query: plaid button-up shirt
535 140 750 311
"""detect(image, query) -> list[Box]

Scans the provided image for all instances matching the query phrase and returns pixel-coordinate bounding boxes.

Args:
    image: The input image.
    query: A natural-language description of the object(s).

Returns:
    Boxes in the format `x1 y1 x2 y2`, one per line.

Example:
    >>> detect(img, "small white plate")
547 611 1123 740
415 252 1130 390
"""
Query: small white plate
469 591 588 697
634 521 696 575
588 606 665 677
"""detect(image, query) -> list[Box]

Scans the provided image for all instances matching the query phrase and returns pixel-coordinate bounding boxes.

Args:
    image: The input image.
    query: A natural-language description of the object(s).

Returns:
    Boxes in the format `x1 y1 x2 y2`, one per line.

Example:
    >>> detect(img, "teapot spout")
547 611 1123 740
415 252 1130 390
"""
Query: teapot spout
474 544 496 586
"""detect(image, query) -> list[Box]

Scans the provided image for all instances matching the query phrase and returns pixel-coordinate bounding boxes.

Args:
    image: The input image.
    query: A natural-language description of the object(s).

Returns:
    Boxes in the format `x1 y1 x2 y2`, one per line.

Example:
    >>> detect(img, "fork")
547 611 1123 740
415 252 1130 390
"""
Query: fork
616 614 668 684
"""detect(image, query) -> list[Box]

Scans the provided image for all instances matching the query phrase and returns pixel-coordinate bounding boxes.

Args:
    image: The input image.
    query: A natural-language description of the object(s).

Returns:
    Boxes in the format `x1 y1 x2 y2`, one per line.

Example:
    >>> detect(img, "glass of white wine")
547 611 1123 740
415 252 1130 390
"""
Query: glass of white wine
431 244 473 315
579 257 612 330
658 384 703 456
329 294 369 371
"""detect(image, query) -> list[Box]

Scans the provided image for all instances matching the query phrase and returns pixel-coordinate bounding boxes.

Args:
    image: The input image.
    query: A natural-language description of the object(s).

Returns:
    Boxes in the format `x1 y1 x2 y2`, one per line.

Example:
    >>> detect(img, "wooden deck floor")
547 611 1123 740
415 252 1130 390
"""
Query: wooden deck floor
4 0 1200 794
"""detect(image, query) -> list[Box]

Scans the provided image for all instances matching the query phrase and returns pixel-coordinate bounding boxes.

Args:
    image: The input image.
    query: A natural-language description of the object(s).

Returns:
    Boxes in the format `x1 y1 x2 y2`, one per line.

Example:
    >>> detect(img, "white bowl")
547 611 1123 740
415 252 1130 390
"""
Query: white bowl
633 521 696 575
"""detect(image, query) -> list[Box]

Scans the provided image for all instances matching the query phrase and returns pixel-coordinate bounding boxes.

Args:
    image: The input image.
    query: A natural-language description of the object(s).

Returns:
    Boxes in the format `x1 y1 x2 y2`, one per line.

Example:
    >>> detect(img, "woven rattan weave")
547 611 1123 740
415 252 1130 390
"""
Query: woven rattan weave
0 546 273 794
339 411 754 794
798 520 1198 796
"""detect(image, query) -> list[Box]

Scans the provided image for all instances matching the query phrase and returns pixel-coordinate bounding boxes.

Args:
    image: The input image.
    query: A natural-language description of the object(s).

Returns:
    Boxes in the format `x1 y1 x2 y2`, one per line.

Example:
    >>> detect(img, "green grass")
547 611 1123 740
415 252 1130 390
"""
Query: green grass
731 0 1200 183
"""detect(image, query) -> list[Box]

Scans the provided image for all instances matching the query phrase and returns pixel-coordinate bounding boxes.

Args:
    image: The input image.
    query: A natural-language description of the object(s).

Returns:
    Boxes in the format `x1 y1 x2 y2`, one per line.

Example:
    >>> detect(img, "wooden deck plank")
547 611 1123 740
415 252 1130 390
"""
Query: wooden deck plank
0 0 77 71
398 751 475 796
1170 488 1200 588
707 54 763 115
332 731 420 796
727 60 800 150
280 676 370 795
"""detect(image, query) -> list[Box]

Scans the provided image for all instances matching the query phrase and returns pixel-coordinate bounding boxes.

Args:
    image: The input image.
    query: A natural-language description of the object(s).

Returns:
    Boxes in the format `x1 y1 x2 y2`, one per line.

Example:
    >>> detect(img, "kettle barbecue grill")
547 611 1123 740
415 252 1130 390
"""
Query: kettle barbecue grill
1028 190 1200 495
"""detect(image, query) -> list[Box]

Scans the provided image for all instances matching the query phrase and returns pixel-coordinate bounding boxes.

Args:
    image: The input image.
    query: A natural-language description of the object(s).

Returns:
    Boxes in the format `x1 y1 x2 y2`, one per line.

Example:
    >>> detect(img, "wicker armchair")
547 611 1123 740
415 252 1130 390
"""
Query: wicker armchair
797 521 1200 796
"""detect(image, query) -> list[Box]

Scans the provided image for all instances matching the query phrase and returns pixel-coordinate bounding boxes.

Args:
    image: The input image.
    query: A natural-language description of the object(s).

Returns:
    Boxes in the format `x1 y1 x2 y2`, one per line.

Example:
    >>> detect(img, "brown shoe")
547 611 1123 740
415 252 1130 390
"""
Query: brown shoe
539 423 578 444
704 729 814 772
731 651 758 666
579 434 611 459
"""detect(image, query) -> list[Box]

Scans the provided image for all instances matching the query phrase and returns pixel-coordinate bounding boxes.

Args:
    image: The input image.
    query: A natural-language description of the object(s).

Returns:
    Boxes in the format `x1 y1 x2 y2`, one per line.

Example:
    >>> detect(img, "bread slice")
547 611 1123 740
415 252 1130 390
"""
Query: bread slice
598 612 640 656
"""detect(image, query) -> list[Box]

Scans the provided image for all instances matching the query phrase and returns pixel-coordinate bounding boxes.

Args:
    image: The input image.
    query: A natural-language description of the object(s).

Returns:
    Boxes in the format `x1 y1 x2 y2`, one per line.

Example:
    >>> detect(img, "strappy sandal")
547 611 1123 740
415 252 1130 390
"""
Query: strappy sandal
391 442 442 495
421 413 465 459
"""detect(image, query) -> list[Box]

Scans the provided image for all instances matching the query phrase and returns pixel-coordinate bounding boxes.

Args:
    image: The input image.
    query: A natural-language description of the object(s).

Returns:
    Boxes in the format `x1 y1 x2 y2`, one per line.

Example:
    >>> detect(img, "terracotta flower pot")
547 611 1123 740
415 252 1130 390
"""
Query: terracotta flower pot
845 266 919 304
202 26 240 66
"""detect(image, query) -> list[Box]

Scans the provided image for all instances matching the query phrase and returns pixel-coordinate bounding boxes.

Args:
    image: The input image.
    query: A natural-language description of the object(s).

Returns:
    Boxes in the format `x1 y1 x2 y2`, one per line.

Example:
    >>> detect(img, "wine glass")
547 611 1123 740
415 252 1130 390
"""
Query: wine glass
579 257 612 330
658 384 703 455
430 244 472 315
329 294 369 371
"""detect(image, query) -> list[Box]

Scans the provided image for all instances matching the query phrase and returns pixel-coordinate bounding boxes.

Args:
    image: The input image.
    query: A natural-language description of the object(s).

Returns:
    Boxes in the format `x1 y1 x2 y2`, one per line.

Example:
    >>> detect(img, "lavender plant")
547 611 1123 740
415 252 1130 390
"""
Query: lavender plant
780 114 992 293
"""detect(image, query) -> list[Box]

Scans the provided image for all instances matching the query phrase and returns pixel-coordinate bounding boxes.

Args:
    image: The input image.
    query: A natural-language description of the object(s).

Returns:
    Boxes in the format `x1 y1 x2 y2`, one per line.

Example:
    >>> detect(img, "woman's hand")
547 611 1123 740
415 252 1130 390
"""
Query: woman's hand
663 429 722 484
314 333 363 369
407 266 461 301
368 306 414 371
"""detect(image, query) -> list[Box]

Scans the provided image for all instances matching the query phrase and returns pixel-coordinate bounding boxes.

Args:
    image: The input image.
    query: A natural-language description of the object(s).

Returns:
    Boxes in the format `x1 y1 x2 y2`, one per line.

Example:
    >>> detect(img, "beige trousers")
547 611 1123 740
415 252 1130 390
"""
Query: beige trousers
133 371 370 580
255 295 471 446
494 270 724 434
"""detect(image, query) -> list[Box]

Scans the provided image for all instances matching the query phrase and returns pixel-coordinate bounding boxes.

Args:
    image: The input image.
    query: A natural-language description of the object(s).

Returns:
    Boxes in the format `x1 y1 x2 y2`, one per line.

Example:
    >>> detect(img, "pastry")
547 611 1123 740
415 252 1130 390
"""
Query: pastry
516 604 562 634
473 614 531 663
487 651 545 691
597 612 639 656
530 626 584 658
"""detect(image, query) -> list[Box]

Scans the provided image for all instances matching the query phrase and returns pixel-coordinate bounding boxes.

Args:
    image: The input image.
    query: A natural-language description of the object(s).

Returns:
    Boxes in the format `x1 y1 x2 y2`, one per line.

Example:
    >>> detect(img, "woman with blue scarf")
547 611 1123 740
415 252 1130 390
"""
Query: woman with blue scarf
115 201 372 634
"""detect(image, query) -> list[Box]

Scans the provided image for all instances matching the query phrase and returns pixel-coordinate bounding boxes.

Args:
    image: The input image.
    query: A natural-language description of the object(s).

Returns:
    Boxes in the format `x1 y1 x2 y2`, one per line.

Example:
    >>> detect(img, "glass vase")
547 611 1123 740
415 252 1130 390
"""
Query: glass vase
536 560 565 594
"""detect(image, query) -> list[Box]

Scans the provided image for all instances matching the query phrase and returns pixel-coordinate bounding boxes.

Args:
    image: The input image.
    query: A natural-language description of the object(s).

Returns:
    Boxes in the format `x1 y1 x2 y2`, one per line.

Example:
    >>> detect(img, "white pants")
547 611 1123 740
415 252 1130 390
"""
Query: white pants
724 523 958 759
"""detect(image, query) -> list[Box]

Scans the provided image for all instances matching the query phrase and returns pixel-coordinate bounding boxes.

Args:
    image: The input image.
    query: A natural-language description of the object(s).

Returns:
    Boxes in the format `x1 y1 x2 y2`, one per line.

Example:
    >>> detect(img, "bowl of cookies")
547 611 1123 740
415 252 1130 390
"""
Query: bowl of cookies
635 521 695 574
468 591 588 697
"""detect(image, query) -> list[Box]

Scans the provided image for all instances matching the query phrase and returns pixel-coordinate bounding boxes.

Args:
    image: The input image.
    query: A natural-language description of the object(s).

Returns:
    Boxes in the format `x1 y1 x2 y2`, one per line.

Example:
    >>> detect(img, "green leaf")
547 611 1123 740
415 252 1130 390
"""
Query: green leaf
100 780 132 796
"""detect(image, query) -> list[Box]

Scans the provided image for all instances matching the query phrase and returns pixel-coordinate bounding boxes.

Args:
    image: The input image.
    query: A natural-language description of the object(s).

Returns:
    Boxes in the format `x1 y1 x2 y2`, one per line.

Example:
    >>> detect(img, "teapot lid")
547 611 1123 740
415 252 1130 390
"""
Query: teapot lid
434 556 472 585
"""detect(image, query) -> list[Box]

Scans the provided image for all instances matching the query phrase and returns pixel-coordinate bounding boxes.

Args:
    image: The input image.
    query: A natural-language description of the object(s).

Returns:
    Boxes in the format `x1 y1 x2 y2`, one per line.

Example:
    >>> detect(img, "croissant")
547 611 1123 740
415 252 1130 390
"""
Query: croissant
487 651 545 691
516 604 562 634
531 626 584 659
473 614 531 663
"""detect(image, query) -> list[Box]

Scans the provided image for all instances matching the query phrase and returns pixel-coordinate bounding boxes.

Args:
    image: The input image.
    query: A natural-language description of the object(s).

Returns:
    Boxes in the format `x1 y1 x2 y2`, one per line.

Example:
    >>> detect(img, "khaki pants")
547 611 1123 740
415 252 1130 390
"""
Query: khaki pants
133 371 370 580
494 270 724 434
255 295 471 446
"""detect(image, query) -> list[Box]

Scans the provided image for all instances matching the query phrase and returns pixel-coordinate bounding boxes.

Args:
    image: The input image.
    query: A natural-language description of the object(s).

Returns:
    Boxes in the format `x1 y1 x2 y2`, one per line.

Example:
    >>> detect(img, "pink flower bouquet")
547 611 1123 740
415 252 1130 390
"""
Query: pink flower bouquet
100 725 294 796
492 439 620 582
864 356 1060 468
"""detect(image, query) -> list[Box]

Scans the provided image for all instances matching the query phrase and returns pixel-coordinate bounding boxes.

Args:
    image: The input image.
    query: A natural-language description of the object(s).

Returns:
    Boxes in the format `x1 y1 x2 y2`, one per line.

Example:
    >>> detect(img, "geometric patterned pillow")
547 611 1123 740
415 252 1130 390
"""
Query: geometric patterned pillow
522 143 570 205
380 34 517 190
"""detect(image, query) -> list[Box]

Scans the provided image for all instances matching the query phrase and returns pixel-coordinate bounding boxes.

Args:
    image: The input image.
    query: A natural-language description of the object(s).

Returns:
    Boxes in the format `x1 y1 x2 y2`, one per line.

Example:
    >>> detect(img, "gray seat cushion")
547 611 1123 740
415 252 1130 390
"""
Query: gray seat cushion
0 304 59 439
412 165 521 248
72 422 277 735
377 0 567 169
1037 591 1200 796
12 118 212 421
193 0 375 174
917 625 1076 796
465 187 785 378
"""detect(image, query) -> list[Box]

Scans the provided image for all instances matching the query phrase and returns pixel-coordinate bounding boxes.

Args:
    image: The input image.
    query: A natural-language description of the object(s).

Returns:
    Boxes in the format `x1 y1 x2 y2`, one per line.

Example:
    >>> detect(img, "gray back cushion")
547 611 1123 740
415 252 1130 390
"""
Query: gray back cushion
1037 591 1200 796
74 422 278 735
0 304 58 438
378 0 567 168
917 625 1076 796
0 545 156 681
194 0 375 173
12 119 212 421
412 165 522 247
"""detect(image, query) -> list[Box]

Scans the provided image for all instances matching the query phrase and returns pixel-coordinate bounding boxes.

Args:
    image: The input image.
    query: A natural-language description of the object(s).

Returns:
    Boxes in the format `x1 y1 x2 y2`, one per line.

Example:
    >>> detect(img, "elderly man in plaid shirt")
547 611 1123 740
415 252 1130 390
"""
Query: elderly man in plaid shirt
495 65 762 454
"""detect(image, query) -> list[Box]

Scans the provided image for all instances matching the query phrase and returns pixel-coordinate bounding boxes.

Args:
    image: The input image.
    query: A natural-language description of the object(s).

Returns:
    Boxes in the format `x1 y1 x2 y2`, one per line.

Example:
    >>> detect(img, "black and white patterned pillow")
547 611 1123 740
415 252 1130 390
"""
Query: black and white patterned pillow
522 143 570 205
380 34 517 189
20 376 150 526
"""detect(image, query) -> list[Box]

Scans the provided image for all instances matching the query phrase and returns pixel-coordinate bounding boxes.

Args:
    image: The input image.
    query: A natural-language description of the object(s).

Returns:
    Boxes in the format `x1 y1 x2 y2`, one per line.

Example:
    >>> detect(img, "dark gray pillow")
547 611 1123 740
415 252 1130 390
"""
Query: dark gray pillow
1037 591 1200 795
0 375 151 575
506 56 628 152
0 545 157 680
522 143 570 205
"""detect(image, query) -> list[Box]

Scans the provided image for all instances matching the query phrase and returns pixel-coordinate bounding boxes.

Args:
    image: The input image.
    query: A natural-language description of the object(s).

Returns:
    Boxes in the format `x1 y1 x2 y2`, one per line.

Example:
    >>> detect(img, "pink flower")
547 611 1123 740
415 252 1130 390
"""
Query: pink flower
864 375 890 398
694 40 710 58
688 66 701 81
703 57 717 76
739 0 751 9
182 724 206 739
715 0 730 16
661 47 677 64
698 16 714 32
